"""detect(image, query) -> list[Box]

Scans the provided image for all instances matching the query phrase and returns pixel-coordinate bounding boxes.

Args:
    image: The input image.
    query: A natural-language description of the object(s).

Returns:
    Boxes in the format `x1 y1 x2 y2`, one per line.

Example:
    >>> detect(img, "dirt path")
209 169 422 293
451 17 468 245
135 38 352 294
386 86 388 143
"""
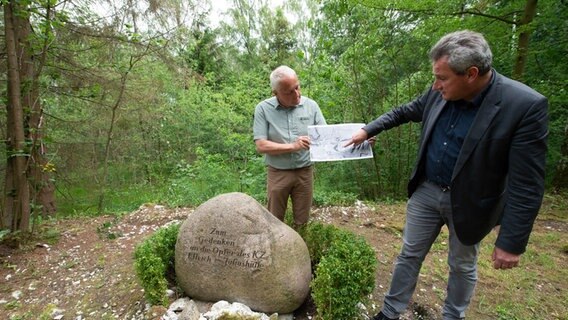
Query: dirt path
0 205 191 320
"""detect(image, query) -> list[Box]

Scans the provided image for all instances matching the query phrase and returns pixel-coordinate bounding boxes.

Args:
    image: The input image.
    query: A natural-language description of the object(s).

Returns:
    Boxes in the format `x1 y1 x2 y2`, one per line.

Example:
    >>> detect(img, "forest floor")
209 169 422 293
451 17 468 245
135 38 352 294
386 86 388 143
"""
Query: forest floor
0 193 566 320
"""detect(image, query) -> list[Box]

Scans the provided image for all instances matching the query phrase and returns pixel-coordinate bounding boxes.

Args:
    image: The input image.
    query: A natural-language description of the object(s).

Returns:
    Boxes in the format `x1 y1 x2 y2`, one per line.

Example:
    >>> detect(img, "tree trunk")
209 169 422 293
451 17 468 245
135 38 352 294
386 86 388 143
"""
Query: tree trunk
97 55 138 214
24 3 57 218
3 0 31 232
512 0 538 80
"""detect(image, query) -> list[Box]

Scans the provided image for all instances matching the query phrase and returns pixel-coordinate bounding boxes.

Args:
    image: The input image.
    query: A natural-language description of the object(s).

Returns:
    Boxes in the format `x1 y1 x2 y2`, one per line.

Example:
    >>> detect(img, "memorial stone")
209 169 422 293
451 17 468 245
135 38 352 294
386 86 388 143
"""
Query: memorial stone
175 192 312 314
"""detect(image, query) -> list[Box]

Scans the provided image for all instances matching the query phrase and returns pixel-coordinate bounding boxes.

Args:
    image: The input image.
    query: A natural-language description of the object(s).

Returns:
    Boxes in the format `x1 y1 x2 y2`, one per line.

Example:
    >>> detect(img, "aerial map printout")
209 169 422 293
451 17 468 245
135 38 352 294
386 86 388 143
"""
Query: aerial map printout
308 123 373 162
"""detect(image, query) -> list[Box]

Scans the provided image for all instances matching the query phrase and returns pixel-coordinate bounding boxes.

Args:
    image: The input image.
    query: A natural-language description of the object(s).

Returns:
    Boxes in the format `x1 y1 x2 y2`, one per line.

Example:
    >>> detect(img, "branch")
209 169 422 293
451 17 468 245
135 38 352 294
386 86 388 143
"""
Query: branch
457 9 521 25
355 1 521 25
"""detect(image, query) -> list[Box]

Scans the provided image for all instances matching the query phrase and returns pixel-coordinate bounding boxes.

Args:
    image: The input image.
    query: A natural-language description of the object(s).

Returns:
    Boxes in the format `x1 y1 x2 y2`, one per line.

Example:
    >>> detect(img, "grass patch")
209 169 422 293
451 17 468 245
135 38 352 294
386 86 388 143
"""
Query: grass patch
471 220 568 319
364 192 567 320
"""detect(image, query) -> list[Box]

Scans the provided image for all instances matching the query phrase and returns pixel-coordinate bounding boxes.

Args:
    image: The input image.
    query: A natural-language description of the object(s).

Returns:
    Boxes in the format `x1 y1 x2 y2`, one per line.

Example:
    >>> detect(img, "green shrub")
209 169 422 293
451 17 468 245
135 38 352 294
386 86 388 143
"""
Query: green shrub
299 222 336 266
303 222 377 320
133 222 181 305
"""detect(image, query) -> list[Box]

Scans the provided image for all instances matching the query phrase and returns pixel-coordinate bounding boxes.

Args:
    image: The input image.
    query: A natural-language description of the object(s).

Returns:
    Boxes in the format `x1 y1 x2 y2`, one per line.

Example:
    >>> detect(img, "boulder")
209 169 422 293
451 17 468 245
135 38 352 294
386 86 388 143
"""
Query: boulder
175 192 311 314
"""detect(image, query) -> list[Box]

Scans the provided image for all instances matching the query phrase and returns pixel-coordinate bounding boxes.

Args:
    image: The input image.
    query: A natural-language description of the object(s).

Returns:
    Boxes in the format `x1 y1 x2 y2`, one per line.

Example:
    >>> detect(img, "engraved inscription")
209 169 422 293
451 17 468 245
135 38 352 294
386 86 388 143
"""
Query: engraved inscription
187 228 270 270
209 227 227 236
188 252 212 262
198 236 236 246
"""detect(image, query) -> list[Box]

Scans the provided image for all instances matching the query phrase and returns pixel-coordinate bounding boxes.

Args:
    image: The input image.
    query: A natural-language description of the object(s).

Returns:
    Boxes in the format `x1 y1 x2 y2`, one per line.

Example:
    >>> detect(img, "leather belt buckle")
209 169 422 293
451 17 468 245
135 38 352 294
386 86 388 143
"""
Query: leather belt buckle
426 179 450 192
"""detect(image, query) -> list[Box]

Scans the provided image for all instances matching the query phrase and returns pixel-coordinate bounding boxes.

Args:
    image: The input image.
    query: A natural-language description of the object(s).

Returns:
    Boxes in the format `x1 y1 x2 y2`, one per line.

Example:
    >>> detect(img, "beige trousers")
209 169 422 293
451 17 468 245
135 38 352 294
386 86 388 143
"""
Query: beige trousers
266 165 313 225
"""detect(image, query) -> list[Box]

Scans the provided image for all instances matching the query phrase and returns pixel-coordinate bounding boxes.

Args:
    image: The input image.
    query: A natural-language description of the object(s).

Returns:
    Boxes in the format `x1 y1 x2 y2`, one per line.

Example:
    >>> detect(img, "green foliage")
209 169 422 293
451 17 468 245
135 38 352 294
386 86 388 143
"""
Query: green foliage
313 189 358 207
4 300 21 310
38 227 60 245
299 222 337 266
495 305 521 320
4 0 565 221
0 229 10 242
163 148 265 207
133 222 181 306
165 151 235 206
57 181 164 217
302 222 377 320
96 218 123 240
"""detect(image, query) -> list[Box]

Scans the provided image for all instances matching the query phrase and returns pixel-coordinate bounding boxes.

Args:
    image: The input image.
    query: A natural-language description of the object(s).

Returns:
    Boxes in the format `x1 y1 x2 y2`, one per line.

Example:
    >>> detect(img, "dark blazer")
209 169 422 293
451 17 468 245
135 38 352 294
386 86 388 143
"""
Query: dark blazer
363 71 548 254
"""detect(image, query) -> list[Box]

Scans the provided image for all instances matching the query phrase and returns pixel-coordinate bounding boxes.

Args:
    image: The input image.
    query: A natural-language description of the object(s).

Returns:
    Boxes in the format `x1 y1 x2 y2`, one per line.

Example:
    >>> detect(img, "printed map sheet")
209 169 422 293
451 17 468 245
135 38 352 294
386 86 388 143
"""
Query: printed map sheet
308 123 373 162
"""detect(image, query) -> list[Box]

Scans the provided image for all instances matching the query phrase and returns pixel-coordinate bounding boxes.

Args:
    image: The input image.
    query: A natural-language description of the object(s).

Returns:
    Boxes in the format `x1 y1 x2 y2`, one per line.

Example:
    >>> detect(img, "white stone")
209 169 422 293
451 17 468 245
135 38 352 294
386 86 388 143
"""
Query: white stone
11 290 22 299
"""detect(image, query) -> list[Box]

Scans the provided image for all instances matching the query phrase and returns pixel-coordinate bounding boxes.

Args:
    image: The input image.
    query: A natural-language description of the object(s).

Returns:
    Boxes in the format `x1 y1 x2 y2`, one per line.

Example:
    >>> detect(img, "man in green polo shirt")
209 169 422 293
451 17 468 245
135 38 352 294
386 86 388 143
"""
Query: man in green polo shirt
253 65 327 226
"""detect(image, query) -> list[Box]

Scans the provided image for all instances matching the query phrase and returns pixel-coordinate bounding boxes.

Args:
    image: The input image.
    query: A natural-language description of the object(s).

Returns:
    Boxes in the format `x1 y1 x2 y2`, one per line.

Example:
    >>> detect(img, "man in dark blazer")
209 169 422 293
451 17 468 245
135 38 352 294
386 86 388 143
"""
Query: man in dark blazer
345 30 548 320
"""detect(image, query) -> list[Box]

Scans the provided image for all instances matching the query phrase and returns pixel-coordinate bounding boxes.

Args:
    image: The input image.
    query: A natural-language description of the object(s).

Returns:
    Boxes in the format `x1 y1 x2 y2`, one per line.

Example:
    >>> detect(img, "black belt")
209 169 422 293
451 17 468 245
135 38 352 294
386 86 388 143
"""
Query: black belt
426 180 451 192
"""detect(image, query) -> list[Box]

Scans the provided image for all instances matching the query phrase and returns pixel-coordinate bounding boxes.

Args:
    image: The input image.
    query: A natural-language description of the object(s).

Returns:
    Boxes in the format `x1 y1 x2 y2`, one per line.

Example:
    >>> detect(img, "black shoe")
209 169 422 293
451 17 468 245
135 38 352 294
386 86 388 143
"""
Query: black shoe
372 311 399 320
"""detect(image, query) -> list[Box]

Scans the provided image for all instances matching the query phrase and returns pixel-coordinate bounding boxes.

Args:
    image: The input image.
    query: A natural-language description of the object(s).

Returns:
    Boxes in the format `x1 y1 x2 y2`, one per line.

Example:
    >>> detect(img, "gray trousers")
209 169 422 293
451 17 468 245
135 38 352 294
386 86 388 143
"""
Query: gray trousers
382 181 479 320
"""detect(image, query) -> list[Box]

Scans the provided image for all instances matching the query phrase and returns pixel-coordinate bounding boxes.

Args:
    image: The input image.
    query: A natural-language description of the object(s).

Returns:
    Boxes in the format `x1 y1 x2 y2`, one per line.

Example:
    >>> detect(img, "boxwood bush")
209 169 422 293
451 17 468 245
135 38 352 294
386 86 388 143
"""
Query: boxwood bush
134 219 377 320
133 222 180 305
300 222 377 320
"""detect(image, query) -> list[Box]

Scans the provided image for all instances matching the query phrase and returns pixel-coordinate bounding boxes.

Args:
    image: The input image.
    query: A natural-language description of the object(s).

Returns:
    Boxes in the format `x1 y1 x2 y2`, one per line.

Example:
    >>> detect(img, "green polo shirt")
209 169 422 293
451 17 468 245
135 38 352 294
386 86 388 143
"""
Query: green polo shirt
253 96 327 169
